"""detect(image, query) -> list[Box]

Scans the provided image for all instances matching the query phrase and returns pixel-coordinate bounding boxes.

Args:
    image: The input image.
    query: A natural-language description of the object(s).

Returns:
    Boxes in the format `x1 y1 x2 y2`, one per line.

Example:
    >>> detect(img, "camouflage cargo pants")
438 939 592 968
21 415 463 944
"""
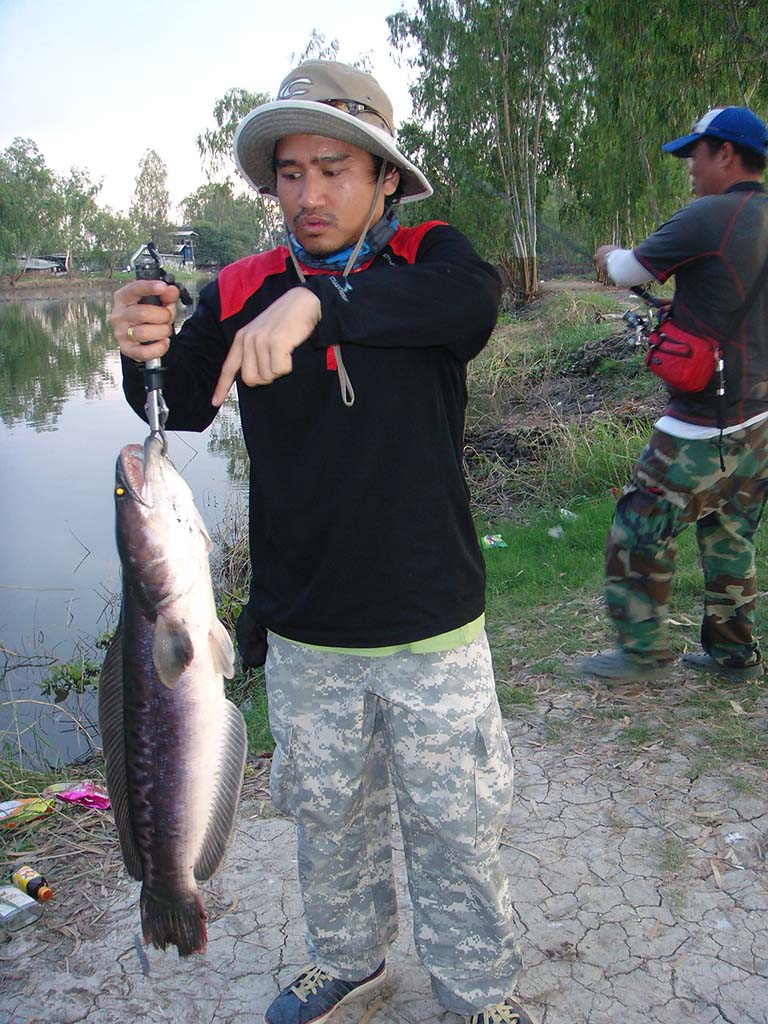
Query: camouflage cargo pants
606 419 768 664
264 630 522 1014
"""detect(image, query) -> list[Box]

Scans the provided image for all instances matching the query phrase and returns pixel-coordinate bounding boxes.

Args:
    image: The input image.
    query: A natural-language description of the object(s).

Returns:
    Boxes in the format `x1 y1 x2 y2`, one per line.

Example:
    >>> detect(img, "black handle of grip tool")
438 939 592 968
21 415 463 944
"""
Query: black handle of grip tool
134 248 167 394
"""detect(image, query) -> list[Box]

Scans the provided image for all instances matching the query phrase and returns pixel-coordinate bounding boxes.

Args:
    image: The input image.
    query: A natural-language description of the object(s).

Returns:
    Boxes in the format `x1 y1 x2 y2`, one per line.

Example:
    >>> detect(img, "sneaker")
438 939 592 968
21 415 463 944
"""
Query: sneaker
578 649 670 682
466 995 541 1024
264 961 386 1024
680 652 764 681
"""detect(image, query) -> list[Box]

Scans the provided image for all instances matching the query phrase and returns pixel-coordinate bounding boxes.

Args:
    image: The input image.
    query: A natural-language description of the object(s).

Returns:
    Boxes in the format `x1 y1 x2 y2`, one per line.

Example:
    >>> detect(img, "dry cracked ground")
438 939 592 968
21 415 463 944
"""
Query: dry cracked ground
3 666 766 1024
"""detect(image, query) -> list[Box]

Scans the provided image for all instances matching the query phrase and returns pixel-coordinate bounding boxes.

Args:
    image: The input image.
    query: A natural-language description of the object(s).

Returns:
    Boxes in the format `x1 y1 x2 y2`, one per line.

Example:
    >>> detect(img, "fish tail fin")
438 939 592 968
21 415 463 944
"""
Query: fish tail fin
140 887 207 957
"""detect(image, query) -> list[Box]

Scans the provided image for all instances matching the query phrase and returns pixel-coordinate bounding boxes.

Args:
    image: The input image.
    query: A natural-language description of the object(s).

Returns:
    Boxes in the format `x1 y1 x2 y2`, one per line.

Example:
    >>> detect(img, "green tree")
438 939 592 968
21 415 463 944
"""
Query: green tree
196 89 280 251
182 182 241 229
130 149 171 249
0 138 59 283
88 207 138 277
196 88 270 180
389 0 572 300
56 167 101 276
561 0 768 247
291 29 341 66
180 182 270 265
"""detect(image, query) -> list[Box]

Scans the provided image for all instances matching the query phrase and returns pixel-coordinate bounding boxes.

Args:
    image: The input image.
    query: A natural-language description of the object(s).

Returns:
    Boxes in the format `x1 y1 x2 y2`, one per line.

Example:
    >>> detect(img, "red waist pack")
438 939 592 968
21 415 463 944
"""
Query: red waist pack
645 319 721 393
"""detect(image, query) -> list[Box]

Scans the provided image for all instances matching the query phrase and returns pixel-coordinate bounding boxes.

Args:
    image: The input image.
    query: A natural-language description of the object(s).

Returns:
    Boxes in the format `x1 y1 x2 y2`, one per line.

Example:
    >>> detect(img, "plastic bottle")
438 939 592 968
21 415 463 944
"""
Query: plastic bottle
10 866 53 902
0 884 44 932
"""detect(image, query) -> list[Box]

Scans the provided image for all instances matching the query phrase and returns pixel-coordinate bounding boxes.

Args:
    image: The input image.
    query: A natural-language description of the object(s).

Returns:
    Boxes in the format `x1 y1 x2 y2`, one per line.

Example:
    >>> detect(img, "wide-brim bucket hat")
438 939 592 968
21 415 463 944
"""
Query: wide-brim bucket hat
234 60 433 203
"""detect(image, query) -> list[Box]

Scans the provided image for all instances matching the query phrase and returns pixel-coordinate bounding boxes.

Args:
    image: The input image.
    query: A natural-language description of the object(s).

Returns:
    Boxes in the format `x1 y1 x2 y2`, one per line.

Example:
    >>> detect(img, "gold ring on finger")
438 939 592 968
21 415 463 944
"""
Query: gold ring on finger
127 325 135 342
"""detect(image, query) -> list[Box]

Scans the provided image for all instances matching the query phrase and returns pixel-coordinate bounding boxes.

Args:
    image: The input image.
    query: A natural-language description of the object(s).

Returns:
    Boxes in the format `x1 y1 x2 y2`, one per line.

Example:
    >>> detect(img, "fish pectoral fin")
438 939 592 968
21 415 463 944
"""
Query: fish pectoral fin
194 700 247 881
153 616 195 689
195 508 213 552
209 619 236 679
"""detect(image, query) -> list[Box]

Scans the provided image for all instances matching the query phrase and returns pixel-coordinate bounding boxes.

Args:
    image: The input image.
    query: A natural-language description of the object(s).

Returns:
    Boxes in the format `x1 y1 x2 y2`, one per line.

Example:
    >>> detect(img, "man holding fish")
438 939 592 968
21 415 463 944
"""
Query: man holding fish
110 60 538 1024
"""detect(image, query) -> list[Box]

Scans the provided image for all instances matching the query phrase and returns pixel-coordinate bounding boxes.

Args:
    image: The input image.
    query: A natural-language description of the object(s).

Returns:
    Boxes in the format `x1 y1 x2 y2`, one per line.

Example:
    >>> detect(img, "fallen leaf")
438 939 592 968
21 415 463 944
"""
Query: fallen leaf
357 999 383 1024
709 859 723 889
724 848 744 870
729 700 748 716
694 826 713 847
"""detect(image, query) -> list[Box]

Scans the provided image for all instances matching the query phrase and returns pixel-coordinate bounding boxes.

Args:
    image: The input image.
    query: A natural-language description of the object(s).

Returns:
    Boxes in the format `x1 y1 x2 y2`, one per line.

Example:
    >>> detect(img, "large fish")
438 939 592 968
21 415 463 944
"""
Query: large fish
98 435 247 956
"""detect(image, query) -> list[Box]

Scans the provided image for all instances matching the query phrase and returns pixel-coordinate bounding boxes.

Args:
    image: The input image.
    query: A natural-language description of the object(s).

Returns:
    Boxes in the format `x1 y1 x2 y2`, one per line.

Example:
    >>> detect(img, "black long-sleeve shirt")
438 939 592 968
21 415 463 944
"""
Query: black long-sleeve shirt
122 221 502 647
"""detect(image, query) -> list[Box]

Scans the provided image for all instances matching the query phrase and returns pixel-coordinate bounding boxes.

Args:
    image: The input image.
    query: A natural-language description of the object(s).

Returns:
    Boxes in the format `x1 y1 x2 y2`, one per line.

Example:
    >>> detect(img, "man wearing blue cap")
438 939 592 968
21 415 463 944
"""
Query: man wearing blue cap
582 106 768 683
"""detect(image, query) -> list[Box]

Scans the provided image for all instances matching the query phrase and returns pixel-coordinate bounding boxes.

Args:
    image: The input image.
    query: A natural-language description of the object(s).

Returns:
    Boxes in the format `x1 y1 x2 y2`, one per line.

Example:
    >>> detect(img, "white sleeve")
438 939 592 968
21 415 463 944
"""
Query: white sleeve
605 249 655 287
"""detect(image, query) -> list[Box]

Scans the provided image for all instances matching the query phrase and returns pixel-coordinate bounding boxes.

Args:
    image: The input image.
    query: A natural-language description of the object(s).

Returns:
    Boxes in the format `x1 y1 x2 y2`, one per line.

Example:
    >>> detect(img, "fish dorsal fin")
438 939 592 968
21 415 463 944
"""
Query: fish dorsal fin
209 619 235 679
97 624 144 881
194 700 247 881
153 617 195 688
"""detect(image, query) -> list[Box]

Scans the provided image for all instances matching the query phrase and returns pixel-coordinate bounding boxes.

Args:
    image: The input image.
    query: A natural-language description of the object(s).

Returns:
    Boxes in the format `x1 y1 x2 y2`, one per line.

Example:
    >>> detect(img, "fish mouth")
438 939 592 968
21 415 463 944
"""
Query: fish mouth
117 443 148 506
116 436 167 507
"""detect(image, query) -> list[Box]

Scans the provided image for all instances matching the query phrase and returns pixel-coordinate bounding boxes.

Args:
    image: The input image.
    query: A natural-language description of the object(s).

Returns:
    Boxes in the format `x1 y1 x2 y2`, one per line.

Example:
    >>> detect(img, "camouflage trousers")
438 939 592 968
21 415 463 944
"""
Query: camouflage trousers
606 419 768 664
264 630 522 1014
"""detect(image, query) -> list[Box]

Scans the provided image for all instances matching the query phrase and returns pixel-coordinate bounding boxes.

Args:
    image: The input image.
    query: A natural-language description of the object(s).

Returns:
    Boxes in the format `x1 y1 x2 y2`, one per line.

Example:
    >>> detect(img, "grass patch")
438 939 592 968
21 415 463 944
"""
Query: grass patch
482 499 613 608
232 667 273 754
467 289 636 428
497 684 536 714
656 836 688 875
621 723 662 747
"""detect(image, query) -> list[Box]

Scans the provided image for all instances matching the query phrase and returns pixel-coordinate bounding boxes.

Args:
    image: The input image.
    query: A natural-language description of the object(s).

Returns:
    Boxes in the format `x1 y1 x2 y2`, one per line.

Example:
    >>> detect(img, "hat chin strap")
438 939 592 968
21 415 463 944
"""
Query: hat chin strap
285 160 389 408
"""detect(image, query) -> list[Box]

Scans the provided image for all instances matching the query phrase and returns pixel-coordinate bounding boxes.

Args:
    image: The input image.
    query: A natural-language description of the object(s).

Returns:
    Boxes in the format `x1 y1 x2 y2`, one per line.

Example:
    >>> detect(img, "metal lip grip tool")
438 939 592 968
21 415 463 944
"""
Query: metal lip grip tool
133 241 193 450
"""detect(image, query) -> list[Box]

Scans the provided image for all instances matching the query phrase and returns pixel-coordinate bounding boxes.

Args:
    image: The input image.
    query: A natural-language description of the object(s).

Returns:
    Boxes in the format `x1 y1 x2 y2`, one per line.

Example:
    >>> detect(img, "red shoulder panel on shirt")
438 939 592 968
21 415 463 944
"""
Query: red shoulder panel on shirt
388 221 448 264
218 248 289 321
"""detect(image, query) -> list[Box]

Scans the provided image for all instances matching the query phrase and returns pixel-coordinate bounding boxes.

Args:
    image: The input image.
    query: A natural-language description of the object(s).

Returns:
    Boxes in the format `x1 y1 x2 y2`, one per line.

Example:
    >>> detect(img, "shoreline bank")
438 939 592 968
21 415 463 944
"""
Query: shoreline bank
0 276 121 302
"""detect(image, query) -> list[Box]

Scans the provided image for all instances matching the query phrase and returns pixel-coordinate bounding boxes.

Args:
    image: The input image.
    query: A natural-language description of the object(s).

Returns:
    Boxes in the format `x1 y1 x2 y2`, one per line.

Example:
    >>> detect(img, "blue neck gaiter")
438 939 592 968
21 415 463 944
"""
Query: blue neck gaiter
286 205 400 273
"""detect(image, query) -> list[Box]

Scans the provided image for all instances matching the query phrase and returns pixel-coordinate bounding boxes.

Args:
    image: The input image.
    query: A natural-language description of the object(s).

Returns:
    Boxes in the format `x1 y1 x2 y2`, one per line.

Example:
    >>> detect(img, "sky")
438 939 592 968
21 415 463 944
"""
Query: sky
0 0 417 217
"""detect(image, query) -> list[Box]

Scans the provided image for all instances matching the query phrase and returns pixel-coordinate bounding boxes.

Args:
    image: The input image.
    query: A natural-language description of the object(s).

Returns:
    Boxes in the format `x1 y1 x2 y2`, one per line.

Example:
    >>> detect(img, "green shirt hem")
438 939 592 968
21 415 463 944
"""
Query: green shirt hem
270 614 485 658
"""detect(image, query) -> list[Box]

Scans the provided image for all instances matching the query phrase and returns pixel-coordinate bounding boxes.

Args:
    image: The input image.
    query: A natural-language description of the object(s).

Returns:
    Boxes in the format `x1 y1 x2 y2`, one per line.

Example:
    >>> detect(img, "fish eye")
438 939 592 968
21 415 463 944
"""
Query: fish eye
115 486 125 496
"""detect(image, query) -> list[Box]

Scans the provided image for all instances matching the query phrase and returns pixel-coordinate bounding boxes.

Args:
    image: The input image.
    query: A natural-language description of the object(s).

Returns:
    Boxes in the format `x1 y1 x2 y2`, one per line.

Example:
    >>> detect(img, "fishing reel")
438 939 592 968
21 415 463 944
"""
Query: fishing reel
622 285 667 350
134 241 193 306
622 307 652 350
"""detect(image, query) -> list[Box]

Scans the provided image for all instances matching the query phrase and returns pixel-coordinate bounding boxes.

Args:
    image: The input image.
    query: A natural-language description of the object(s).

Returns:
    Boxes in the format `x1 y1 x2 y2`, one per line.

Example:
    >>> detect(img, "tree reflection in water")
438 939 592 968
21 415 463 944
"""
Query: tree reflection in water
0 298 115 430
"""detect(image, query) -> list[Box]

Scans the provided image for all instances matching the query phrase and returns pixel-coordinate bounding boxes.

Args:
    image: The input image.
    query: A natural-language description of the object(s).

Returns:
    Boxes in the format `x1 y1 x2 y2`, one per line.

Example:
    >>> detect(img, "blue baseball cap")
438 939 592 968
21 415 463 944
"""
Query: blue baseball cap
662 106 768 158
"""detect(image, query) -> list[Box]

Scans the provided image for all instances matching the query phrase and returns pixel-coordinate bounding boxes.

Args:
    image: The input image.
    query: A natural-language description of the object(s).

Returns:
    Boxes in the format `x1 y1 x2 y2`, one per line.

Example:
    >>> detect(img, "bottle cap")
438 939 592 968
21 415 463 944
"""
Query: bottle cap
36 885 53 902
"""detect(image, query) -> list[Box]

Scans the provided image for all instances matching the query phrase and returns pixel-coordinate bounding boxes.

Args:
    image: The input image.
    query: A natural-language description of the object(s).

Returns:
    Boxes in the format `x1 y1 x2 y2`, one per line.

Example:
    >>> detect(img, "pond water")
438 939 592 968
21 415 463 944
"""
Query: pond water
0 289 248 767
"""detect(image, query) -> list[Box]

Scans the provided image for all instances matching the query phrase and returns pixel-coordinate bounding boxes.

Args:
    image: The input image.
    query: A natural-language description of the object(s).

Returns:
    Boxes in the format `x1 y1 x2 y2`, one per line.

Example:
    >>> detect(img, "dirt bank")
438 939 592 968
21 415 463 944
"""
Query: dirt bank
0 276 121 301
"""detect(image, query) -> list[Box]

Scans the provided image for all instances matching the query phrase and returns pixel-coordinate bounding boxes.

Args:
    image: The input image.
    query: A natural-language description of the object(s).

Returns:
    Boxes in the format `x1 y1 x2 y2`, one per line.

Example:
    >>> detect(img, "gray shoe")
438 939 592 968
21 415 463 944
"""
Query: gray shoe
579 649 670 682
680 653 764 681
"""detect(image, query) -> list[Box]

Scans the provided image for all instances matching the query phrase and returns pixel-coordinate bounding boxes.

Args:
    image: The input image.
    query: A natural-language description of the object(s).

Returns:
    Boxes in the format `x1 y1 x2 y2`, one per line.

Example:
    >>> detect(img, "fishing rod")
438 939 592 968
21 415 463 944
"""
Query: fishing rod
133 242 193 451
630 284 667 309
